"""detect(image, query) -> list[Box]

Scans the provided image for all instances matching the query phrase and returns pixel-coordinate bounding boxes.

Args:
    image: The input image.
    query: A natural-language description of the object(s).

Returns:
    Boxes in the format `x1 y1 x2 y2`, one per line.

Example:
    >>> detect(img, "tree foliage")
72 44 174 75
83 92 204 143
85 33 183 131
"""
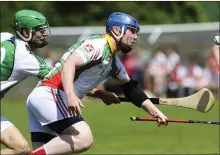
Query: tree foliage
0 1 218 32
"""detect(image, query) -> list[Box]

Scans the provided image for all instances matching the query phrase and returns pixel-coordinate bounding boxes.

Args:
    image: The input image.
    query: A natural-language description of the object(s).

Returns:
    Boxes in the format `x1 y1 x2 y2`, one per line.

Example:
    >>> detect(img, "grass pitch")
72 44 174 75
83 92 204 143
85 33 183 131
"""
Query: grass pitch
1 98 219 154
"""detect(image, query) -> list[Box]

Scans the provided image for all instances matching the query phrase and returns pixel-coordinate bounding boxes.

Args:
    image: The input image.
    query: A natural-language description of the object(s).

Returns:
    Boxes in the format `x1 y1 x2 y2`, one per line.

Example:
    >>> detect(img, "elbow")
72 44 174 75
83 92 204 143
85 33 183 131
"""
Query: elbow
140 99 151 108
120 79 148 108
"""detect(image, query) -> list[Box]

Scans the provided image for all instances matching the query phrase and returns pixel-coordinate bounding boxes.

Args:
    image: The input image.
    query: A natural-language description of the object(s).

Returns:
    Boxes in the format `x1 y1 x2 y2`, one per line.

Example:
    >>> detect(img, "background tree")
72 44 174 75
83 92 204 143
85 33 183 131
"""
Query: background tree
0 1 218 32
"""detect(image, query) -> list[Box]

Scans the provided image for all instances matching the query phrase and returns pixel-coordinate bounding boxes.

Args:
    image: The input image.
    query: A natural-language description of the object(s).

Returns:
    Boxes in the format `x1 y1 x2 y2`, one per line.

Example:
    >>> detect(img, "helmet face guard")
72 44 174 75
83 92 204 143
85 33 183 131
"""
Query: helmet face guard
31 22 51 48
120 26 140 54
106 12 140 54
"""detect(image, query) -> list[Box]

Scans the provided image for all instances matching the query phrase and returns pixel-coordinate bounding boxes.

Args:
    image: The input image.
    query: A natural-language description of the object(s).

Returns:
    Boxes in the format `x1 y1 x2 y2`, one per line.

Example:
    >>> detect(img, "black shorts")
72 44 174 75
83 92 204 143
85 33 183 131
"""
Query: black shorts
31 116 84 143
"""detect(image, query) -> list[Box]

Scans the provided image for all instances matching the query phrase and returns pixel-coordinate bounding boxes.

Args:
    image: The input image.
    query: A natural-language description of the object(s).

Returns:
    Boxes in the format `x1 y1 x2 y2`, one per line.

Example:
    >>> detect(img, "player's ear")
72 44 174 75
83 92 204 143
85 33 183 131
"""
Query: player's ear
112 26 120 35
22 29 30 38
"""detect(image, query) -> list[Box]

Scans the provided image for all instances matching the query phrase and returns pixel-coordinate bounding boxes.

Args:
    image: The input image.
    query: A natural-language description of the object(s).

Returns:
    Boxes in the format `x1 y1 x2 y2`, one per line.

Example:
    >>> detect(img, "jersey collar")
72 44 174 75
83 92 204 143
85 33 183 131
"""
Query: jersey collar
14 35 32 51
104 34 117 55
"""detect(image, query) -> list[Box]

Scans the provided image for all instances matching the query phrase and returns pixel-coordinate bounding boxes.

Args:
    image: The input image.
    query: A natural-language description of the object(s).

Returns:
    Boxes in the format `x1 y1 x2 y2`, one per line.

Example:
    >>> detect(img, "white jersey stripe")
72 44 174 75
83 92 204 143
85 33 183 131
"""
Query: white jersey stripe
56 89 70 117
51 88 66 119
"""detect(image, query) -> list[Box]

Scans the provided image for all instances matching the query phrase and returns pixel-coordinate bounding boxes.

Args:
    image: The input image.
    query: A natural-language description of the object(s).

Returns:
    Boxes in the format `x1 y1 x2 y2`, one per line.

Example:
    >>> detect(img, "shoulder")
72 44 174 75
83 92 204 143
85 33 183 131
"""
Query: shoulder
1 33 27 50
13 36 31 54
1 33 29 54
75 35 110 62
82 35 107 49
1 32 14 42
13 37 39 65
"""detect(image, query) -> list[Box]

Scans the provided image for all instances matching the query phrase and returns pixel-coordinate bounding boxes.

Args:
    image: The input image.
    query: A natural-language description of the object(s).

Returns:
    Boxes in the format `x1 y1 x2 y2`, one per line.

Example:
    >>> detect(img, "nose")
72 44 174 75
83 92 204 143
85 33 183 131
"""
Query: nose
134 33 138 39
41 30 48 36
132 34 138 42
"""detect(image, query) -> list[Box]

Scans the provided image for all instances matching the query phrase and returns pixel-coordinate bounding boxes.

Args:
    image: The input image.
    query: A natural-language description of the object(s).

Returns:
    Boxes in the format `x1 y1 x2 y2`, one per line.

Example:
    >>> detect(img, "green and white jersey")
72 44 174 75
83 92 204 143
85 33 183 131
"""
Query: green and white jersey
0 32 51 97
41 34 129 98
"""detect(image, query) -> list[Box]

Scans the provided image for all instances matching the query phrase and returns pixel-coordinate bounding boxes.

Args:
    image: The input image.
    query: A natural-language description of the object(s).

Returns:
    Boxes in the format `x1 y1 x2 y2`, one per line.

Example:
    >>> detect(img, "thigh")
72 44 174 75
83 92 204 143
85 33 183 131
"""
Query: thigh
1 115 13 133
47 116 84 134
1 125 28 149
61 121 94 149
27 86 71 127
27 86 86 142
27 97 56 135
62 121 93 138
30 120 91 148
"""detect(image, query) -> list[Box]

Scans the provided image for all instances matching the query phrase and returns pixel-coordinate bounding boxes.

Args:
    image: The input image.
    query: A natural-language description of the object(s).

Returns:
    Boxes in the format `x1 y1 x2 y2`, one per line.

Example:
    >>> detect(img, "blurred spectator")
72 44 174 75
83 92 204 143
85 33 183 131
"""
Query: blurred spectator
166 47 180 73
180 61 203 97
207 44 219 76
211 43 220 66
199 62 212 89
167 62 187 97
45 50 58 68
145 49 168 97
123 48 146 87
206 44 220 99
123 50 137 76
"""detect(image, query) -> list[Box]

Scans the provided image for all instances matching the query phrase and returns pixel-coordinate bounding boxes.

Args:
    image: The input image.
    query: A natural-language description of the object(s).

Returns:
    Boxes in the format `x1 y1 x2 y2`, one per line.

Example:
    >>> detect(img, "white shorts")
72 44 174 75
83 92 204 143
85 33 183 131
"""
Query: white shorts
1 115 14 133
27 86 73 135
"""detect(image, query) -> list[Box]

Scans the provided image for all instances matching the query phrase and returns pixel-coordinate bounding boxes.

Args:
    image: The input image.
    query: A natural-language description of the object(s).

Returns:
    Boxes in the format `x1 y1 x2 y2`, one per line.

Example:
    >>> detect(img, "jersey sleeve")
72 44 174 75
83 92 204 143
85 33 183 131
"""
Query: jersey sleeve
111 56 130 81
74 40 102 65
16 44 51 79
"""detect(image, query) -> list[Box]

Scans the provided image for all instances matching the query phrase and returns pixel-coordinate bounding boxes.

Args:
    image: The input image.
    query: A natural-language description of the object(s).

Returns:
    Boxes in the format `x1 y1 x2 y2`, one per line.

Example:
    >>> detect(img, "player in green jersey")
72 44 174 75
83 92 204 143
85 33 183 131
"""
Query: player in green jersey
0 9 51 155
1 9 120 155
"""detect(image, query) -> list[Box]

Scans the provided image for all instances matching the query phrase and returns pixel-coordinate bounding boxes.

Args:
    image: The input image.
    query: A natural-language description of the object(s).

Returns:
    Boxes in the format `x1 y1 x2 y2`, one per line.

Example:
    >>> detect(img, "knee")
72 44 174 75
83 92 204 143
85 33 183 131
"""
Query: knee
65 121 94 153
15 141 30 154
68 133 93 153
79 133 94 152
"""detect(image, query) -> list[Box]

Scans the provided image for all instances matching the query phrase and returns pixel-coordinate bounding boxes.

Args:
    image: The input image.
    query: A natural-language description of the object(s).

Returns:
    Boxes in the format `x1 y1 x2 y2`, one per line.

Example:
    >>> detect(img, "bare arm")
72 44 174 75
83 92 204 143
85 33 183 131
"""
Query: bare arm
120 78 167 126
62 52 83 96
141 100 166 118
62 52 85 115
121 78 166 118
88 88 120 105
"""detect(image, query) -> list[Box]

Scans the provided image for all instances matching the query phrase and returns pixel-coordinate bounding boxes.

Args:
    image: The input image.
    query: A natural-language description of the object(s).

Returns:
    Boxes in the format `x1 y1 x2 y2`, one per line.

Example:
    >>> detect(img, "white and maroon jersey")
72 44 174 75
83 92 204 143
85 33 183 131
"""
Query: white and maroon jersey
0 32 51 97
41 35 129 98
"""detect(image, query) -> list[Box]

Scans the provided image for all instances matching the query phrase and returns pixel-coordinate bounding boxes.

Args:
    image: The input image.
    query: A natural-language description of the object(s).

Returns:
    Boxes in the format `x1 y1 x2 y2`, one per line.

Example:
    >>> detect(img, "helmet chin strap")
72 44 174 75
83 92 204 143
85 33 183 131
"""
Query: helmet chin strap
16 30 32 42
110 25 125 41
109 25 133 54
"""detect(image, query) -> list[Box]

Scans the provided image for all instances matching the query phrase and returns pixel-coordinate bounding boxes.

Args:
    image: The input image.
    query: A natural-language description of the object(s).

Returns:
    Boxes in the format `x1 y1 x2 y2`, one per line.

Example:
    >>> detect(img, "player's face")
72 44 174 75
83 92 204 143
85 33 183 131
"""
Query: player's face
31 26 51 48
121 27 139 47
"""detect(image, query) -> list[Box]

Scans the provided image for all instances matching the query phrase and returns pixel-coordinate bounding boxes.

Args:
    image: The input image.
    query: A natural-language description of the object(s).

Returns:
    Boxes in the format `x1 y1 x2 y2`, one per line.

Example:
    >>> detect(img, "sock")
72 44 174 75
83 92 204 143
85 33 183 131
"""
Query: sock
29 145 47 155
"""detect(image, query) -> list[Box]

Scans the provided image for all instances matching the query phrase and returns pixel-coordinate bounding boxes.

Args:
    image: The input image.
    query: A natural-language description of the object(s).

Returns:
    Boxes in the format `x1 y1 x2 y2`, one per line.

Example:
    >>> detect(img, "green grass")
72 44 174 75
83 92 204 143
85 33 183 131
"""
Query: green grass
1 98 219 154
